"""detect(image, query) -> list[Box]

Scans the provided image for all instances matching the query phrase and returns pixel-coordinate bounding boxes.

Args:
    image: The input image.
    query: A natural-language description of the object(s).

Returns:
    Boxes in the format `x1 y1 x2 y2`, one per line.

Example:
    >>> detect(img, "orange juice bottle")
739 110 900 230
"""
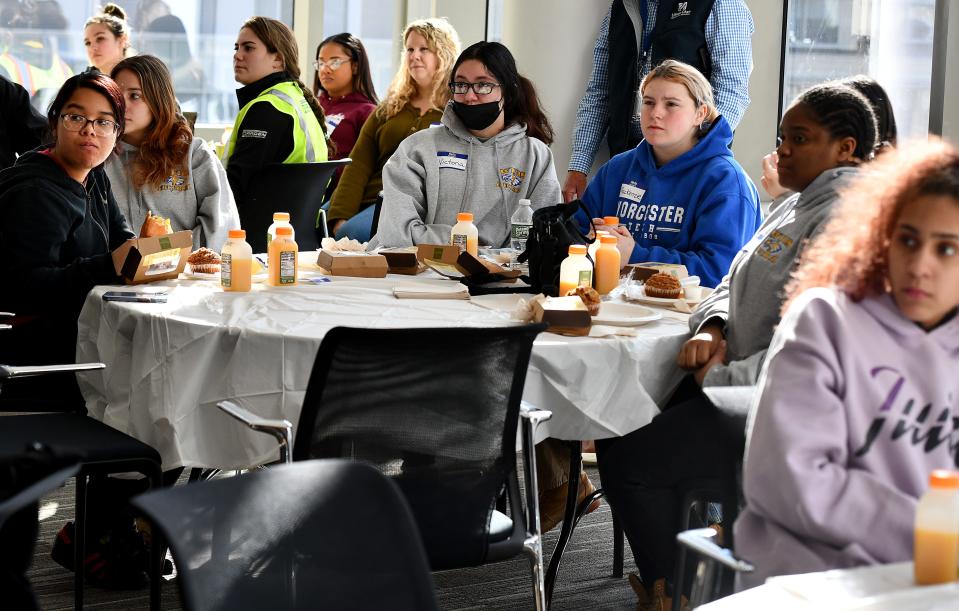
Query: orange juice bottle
268 226 297 286
595 235 622 295
267 212 294 250
914 470 959 585
450 212 478 257
221 229 253 292
588 230 610 260
603 216 620 226
558 244 593 296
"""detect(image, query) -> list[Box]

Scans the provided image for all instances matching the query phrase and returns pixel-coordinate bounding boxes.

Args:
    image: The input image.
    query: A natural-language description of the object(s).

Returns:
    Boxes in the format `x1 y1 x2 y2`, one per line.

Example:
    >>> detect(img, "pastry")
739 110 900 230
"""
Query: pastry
187 247 221 274
644 272 682 299
139 211 173 238
567 285 601 316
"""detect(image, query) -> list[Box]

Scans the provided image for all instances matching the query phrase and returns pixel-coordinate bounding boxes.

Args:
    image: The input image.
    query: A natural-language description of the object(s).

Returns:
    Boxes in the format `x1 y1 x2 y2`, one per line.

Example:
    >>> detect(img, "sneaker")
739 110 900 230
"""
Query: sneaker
539 471 601 533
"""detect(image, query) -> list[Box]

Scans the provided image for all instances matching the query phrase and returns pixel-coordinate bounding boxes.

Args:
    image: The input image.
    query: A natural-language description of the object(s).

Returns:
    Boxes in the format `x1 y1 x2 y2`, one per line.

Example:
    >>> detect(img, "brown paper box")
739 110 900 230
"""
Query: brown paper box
111 230 193 285
531 295 591 336
379 247 423 275
316 249 389 278
417 244 521 281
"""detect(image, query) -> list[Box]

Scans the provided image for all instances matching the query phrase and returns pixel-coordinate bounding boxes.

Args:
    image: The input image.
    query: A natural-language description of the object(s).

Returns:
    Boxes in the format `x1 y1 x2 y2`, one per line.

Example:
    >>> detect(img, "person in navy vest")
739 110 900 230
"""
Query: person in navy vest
563 0 753 202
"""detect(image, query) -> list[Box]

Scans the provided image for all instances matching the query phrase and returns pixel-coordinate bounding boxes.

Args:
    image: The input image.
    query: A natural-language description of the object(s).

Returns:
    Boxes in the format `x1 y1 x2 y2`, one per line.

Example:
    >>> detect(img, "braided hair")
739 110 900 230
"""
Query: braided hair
797 83 878 162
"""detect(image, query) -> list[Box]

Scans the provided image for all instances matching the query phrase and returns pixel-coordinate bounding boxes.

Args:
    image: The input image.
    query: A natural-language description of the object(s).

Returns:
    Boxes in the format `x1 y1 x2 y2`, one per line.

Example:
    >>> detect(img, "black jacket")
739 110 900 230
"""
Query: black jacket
0 75 48 170
0 150 134 317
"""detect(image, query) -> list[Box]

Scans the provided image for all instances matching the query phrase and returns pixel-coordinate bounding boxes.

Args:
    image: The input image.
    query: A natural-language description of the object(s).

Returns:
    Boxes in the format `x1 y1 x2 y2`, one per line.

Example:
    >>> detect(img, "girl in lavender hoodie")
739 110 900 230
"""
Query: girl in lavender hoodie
736 140 959 587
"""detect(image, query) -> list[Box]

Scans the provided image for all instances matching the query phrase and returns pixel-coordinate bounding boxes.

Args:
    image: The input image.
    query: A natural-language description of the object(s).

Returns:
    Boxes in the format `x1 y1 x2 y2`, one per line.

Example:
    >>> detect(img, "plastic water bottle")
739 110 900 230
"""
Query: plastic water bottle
510 198 533 272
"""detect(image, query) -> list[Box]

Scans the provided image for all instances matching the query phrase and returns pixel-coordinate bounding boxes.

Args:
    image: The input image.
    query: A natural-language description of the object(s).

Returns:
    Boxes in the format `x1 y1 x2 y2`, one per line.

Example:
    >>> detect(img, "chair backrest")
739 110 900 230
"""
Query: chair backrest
132 460 438 611
293 323 546 569
239 159 351 252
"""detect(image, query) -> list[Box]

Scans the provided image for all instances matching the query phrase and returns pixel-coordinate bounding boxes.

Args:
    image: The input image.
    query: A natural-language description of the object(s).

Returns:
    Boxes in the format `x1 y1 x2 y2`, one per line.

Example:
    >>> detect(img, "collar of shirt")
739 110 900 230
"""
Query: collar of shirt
236 71 292 108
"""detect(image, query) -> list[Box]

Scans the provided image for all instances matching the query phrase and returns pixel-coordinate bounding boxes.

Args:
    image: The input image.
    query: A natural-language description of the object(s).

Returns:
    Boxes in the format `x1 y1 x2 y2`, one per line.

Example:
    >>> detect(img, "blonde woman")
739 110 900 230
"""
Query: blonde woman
327 17 460 241
225 16 329 206
84 3 132 74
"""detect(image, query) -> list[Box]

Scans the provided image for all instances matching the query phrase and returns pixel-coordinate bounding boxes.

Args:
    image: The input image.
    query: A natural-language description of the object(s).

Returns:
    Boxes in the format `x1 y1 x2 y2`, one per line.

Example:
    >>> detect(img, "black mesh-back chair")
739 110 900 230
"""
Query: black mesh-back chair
132 459 439 611
217 324 552 610
0 361 164 610
240 159 352 252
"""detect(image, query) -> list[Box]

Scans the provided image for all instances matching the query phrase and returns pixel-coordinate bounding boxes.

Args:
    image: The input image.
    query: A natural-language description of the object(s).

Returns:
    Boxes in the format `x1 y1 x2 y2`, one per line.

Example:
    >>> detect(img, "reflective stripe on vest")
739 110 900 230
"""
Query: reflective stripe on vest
267 88 318 162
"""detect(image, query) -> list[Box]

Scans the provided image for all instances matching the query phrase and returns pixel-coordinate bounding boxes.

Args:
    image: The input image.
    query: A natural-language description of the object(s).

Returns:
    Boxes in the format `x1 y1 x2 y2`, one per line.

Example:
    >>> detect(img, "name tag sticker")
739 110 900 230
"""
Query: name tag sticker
619 183 646 202
437 151 468 171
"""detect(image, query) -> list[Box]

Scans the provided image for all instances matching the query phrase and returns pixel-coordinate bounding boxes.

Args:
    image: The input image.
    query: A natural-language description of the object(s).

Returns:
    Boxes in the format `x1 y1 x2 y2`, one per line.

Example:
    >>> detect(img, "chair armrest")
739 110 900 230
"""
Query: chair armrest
519 400 552 426
676 527 754 573
0 312 14 317
0 362 105 381
216 400 291 433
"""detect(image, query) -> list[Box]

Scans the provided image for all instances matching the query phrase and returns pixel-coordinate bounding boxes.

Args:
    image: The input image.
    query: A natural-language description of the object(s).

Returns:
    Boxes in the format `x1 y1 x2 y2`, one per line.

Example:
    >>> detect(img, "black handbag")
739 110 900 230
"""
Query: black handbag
518 200 595 297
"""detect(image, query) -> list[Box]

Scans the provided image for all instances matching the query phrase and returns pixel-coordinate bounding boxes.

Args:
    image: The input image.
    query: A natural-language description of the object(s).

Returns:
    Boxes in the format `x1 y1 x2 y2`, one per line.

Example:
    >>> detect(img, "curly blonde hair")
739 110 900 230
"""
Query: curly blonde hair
783 139 959 315
379 17 460 119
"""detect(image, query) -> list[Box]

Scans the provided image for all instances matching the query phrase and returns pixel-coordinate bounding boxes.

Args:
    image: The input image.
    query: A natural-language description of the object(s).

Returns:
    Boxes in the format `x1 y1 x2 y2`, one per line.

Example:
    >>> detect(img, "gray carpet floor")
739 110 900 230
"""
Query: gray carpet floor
26 466 639 610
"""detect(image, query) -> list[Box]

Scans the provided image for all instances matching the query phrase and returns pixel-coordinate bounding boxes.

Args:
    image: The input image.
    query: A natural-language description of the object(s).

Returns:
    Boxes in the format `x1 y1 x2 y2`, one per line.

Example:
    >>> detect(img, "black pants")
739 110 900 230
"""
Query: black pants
596 376 746 587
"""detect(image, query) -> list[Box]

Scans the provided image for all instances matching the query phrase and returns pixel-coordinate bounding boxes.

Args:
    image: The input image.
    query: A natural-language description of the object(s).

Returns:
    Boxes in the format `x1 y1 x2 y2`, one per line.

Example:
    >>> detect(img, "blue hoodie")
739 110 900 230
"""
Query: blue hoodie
578 116 761 287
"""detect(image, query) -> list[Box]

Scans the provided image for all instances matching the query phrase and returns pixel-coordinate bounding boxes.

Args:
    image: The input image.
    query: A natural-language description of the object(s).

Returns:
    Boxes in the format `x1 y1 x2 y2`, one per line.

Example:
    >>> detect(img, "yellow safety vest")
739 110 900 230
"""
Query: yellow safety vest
0 52 73 96
224 80 327 166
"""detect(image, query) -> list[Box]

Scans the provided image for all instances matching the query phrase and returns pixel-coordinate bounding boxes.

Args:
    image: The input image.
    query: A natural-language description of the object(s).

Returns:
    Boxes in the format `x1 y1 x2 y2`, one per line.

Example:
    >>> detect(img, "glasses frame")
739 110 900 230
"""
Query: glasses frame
449 81 501 96
313 57 351 72
59 113 119 137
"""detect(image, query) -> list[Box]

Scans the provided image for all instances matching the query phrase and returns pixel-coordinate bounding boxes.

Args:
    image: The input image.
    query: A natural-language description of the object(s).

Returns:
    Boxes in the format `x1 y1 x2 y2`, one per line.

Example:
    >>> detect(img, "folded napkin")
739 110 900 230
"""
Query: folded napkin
393 283 470 300
589 324 641 338
320 236 367 252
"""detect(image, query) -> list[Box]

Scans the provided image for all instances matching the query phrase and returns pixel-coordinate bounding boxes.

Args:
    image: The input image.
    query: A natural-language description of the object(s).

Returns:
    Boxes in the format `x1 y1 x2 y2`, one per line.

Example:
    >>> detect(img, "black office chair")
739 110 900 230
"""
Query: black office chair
216 324 553 610
132 459 439 611
0 358 164 610
240 159 352 252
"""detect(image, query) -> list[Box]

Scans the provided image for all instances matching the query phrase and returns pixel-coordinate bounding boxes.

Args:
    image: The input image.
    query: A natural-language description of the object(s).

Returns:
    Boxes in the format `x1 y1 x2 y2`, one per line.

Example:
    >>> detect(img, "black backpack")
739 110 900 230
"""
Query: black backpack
519 200 595 297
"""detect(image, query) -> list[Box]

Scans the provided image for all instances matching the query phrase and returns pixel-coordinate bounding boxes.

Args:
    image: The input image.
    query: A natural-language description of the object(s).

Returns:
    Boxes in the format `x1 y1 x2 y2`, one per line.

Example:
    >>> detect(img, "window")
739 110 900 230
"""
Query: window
782 0 936 141
0 0 294 124
321 0 398 102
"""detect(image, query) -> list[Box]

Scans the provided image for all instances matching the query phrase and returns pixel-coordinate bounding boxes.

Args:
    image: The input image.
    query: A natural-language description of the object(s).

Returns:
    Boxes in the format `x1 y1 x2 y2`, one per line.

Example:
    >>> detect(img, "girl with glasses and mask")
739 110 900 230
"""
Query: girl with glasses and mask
371 41 560 249
327 18 460 242
313 33 378 196
0 71 134 404
106 55 239 251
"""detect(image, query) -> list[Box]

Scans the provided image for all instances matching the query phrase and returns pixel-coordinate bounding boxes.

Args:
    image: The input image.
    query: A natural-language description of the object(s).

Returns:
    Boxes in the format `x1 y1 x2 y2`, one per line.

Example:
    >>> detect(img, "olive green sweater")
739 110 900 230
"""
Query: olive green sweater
328 102 442 223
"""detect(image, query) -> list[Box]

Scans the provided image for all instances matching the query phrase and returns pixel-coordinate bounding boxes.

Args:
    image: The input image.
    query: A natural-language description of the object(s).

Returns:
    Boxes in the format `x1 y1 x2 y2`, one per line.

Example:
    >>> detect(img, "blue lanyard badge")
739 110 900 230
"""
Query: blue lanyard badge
437 151 468 171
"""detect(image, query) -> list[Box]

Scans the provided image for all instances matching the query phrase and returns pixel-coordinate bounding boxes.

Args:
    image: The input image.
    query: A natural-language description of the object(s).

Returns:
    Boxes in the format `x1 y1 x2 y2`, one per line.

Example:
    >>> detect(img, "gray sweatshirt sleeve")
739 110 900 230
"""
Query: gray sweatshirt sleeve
376 144 447 247
689 274 731 334
191 140 240 251
526 142 562 209
703 348 767 388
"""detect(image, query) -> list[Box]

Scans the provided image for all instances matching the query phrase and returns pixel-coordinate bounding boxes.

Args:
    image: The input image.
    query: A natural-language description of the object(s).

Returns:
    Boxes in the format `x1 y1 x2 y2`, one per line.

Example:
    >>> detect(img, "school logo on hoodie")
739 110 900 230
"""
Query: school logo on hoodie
159 169 188 192
498 167 526 193
615 181 685 241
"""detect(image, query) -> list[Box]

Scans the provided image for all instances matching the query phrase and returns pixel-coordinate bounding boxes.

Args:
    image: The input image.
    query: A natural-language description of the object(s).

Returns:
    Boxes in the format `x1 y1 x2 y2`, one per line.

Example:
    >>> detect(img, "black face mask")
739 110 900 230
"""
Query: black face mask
452 100 502 131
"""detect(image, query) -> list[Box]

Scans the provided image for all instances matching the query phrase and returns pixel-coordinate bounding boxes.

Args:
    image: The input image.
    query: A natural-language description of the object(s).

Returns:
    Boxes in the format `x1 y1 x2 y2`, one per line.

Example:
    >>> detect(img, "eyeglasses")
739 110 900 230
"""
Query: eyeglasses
313 57 350 71
60 113 119 137
449 82 500 95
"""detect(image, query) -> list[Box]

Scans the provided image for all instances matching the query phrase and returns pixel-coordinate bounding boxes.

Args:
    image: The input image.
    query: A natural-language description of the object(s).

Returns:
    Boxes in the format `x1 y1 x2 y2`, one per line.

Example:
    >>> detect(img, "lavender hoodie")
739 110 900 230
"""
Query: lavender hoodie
735 287 959 588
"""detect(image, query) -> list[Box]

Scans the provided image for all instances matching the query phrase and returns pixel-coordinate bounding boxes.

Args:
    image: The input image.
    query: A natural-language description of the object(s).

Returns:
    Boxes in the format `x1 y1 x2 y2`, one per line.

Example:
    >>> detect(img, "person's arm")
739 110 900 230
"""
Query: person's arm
192 140 240 251
568 7 613 177
226 102 294 202
627 190 759 287
328 110 382 224
375 143 447 247
525 143 562 210
742 293 916 562
706 0 754 130
102 174 136 249
2 77 47 155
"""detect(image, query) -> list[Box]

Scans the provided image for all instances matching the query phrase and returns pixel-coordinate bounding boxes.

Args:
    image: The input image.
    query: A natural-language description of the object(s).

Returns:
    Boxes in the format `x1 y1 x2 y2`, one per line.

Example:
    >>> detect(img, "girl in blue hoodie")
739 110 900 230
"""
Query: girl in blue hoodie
579 59 761 288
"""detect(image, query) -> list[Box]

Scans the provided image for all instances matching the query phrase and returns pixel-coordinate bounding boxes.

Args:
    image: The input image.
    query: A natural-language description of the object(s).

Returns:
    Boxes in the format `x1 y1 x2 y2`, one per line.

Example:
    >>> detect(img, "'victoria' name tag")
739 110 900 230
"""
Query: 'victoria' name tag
619 183 646 202
437 151 468 171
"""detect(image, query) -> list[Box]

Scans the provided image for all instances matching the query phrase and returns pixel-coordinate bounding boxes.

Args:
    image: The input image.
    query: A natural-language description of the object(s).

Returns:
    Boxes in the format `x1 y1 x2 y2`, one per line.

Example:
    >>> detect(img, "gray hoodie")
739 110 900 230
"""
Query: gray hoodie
371 102 561 249
105 138 240 251
689 167 858 387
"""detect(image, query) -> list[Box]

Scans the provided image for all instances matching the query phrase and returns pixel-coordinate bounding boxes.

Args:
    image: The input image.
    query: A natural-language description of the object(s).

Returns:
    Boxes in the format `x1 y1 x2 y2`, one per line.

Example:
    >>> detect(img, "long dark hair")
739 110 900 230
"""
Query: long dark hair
313 33 378 104
450 41 553 145
47 70 125 142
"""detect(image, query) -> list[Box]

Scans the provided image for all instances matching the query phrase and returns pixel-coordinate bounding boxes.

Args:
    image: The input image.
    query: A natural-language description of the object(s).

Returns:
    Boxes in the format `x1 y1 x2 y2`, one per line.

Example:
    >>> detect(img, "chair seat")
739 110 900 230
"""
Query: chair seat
488 509 513 543
0 414 160 465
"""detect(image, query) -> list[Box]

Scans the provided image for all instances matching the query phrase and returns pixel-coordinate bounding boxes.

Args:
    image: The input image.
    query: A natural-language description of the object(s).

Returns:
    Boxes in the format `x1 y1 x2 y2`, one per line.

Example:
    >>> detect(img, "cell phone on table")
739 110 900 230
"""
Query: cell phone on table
102 291 168 303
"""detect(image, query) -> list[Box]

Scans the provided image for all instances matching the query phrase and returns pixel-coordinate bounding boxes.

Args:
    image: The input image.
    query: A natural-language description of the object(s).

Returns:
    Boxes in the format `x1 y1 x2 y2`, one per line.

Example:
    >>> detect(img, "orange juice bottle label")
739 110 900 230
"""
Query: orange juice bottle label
221 254 233 288
279 250 296 284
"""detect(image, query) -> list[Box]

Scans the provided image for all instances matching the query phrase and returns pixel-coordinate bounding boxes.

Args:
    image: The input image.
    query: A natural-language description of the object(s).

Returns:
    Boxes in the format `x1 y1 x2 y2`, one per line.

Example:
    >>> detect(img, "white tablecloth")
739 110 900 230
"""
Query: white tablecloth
77 255 689 468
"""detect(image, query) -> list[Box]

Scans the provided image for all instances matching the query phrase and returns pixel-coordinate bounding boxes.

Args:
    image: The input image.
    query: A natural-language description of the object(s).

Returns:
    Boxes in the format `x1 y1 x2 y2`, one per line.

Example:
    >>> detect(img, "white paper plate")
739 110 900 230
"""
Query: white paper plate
627 286 710 307
592 302 662 326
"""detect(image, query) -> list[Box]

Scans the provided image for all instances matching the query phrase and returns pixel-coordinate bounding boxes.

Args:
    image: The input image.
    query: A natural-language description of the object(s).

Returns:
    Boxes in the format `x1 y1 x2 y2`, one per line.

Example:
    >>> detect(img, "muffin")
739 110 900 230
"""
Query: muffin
188 247 221 274
644 272 682 299
567 285 601 316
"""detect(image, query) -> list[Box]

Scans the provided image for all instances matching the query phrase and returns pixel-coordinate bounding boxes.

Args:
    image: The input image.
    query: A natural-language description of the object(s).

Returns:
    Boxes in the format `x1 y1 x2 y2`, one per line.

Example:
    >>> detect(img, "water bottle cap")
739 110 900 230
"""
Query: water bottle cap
273 212 290 221
228 229 246 238
276 226 293 236
599 235 617 244
457 212 474 222
519 198 531 206
603 216 620 225
929 470 959 489
568 244 587 255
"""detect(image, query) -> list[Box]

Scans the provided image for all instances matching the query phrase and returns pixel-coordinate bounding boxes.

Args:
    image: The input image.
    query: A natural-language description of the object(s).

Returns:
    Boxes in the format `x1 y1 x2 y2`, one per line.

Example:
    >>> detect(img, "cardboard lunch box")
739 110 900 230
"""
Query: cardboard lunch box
316 249 389 278
378 247 424 275
530 295 591 337
623 262 689 282
112 230 193 285
416 244 522 282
